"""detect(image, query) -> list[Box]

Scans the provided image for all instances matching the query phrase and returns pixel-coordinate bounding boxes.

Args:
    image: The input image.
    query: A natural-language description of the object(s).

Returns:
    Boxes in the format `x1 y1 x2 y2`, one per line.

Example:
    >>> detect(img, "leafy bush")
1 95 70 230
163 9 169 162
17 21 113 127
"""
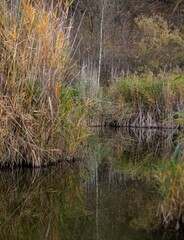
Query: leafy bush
134 15 184 72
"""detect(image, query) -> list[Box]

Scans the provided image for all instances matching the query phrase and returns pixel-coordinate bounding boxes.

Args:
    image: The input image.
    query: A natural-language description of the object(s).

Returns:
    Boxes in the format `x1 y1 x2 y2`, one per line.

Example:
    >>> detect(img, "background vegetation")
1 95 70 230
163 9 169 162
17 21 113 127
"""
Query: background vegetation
70 0 184 128
72 0 184 80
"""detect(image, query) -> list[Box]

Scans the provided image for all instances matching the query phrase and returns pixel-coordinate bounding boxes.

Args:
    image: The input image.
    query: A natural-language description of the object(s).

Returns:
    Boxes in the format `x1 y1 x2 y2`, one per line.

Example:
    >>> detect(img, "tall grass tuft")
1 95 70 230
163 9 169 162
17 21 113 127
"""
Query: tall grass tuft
0 0 90 167
100 72 184 128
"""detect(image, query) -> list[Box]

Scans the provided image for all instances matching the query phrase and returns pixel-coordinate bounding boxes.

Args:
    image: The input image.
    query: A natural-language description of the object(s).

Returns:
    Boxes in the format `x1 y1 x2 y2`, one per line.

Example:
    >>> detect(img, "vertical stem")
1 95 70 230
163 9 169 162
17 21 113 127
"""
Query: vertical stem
97 0 105 87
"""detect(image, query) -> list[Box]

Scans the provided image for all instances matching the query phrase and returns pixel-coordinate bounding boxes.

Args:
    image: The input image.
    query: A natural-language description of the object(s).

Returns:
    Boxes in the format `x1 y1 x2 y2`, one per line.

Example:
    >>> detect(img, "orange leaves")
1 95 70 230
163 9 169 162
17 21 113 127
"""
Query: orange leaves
9 28 17 41
21 2 49 37
22 1 35 23
54 82 62 101
35 13 49 36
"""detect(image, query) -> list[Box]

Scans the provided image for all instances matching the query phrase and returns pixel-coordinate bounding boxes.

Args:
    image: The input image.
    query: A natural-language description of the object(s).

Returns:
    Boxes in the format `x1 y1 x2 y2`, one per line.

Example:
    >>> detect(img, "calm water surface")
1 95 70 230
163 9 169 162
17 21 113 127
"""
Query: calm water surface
0 128 182 240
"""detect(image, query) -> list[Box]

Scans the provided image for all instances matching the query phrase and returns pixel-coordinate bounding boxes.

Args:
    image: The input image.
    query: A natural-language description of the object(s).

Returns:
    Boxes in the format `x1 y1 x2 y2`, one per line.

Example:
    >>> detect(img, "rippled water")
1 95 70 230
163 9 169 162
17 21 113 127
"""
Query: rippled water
0 128 182 240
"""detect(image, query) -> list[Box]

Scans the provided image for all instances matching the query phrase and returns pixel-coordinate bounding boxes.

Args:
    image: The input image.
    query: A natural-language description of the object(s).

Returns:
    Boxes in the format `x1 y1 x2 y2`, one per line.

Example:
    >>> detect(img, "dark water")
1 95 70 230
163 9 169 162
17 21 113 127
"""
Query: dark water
0 128 182 240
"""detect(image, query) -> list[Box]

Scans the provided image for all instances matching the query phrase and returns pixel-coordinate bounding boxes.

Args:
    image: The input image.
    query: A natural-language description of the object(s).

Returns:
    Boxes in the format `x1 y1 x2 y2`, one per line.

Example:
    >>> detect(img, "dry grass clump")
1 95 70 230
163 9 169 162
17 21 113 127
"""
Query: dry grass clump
155 155 184 230
0 0 89 167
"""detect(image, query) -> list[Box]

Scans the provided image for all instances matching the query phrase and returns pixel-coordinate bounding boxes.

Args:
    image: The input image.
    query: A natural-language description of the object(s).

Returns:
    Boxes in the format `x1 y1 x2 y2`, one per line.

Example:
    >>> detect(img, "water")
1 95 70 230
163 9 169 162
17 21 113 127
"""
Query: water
0 128 182 240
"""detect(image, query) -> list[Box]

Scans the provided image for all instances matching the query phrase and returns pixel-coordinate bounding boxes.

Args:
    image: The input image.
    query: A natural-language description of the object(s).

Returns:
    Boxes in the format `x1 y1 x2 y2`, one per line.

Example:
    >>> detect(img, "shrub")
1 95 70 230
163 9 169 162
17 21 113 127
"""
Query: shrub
134 15 184 72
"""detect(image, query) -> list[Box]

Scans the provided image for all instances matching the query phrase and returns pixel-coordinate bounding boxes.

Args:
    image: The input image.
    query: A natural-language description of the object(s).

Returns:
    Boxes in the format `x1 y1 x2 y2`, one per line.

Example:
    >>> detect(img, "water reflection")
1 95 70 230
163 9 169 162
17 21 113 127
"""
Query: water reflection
0 167 85 240
0 128 182 240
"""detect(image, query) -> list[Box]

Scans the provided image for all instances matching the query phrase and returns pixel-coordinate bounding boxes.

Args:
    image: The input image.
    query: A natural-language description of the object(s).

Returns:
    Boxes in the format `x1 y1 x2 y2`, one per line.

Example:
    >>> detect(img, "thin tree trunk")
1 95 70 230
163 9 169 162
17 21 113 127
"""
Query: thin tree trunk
97 0 105 87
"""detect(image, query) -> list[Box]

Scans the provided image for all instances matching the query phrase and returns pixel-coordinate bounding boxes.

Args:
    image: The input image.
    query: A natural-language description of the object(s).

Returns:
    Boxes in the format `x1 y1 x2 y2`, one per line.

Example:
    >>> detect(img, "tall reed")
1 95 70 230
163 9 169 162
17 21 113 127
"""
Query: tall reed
0 0 89 167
